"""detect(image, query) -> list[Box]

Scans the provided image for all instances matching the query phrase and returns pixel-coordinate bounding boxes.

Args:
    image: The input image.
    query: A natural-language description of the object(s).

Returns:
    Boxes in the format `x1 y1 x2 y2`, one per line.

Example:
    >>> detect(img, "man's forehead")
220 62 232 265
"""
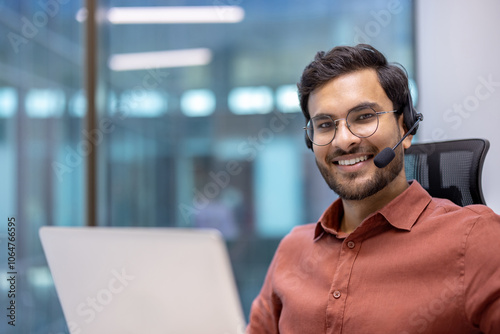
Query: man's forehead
308 69 388 117
319 68 380 91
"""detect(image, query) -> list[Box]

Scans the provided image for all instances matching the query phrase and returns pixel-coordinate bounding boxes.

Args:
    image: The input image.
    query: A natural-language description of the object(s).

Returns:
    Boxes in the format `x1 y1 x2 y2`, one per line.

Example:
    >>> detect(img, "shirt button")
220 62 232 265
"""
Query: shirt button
347 241 355 249
333 290 341 299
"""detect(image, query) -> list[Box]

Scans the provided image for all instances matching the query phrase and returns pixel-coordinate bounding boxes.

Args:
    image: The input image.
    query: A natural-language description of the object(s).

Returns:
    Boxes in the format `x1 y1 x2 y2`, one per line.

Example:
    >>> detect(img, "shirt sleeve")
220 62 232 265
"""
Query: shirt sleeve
463 206 500 333
246 246 282 334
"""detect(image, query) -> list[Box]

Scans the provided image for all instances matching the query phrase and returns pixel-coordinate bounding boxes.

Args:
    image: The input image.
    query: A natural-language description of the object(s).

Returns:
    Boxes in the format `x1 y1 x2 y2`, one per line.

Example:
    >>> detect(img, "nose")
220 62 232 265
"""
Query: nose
332 119 361 151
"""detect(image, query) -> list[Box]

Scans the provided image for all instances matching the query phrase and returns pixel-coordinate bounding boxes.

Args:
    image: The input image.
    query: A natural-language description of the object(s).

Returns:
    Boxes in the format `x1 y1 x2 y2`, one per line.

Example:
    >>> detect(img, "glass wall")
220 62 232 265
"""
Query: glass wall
0 0 414 332
0 1 84 333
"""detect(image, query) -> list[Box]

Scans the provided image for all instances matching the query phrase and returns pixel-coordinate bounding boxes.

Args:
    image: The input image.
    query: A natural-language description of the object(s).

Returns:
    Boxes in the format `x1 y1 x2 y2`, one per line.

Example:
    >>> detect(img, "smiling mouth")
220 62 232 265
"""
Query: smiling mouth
336 155 370 166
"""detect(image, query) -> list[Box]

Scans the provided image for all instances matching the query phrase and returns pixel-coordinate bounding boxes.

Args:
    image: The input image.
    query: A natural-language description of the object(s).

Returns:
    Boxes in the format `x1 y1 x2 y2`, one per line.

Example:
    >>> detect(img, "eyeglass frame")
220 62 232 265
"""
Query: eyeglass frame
303 108 398 146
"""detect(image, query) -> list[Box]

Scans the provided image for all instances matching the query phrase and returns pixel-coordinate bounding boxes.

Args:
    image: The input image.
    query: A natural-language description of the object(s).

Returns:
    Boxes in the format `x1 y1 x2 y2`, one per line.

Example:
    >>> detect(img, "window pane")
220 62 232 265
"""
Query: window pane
0 1 84 333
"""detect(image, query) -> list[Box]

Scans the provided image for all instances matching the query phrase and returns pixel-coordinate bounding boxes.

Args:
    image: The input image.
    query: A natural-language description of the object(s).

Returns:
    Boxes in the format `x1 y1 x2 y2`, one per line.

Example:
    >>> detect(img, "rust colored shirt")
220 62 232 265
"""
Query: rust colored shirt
248 181 500 333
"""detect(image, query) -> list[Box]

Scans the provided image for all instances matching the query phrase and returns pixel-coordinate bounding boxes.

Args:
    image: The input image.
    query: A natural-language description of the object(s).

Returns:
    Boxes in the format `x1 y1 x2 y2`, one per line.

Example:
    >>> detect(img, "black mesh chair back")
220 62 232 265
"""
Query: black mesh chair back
404 138 490 206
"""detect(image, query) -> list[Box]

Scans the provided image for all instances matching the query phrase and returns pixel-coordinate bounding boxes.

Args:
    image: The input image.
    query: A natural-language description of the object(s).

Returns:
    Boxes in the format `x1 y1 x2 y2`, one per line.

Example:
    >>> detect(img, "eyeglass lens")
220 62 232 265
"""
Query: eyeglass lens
306 108 380 146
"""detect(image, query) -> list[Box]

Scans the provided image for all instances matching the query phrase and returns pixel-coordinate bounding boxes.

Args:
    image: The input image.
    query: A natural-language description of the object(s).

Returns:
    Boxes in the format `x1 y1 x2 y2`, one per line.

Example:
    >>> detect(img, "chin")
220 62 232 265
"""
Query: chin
317 157 404 201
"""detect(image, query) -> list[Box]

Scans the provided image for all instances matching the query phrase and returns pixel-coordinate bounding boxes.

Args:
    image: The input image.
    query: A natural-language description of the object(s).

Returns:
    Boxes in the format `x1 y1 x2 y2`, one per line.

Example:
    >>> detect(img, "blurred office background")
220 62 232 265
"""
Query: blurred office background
0 0 499 332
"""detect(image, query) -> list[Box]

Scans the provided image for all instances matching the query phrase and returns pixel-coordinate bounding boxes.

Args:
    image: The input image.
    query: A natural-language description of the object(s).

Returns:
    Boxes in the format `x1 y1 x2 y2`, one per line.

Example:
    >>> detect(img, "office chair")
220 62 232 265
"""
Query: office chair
404 138 490 206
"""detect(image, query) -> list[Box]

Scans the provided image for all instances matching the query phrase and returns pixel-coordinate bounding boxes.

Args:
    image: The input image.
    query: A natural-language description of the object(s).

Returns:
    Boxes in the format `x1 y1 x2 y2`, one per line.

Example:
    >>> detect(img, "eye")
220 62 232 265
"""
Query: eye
349 109 376 123
318 120 333 128
358 113 374 120
313 117 335 132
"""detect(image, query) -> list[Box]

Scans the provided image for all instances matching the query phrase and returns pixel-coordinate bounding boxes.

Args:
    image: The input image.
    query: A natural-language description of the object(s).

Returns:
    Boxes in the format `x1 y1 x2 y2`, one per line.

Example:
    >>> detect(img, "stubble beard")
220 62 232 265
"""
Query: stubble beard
315 140 405 201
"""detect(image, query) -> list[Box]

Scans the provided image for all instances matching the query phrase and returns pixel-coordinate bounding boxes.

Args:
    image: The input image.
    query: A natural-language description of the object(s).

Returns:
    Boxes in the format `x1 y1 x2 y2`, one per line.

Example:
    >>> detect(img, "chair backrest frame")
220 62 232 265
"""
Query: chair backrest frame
404 138 490 206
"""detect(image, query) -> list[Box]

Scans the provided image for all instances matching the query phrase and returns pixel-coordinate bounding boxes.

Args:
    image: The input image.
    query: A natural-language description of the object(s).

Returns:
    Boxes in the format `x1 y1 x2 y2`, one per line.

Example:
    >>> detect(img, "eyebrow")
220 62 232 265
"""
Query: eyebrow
311 101 382 119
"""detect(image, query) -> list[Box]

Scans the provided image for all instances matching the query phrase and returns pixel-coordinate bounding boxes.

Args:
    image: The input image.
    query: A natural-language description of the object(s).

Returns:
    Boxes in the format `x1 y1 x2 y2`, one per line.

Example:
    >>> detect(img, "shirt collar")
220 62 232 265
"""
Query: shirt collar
313 181 432 240
378 181 432 230
314 199 343 240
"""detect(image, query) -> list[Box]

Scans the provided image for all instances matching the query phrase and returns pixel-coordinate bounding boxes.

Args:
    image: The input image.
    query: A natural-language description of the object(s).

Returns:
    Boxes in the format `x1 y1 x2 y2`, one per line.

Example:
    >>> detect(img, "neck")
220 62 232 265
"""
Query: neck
340 174 409 234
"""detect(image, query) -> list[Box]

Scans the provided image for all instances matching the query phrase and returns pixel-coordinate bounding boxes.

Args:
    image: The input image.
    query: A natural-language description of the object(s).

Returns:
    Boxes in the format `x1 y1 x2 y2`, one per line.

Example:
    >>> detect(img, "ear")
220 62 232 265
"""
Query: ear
398 114 413 149
402 133 413 149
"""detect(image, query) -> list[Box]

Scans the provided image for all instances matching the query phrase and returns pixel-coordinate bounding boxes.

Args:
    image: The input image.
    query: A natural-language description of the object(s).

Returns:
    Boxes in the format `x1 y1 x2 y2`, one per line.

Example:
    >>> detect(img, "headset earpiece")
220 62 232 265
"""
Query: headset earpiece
403 91 419 135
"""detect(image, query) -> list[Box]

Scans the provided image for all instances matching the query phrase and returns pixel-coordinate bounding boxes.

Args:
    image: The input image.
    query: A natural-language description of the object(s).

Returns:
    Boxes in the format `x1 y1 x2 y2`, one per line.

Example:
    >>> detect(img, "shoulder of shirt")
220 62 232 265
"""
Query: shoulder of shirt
290 222 317 233
278 223 317 245
429 197 499 220
268 224 318 265
268 223 318 259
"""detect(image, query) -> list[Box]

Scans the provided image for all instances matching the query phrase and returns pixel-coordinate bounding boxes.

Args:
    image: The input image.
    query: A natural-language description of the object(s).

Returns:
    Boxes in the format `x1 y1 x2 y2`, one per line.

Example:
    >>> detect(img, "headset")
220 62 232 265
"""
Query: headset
402 87 421 136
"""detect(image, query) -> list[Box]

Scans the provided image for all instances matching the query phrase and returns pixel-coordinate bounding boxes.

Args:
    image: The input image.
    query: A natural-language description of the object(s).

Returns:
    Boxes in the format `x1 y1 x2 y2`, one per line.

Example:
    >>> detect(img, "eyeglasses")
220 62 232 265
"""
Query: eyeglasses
304 107 397 146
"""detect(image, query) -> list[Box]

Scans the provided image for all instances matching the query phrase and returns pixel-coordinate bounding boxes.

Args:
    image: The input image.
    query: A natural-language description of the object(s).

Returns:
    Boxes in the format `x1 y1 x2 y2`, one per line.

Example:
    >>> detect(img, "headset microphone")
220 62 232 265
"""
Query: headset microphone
374 113 423 168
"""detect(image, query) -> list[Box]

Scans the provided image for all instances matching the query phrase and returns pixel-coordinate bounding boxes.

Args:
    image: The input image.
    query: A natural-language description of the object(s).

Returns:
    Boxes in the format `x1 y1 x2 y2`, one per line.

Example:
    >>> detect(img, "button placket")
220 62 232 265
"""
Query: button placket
326 237 362 330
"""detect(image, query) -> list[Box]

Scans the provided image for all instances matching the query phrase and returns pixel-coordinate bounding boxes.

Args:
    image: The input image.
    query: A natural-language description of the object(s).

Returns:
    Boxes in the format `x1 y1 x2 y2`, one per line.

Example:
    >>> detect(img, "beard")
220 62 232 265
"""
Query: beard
315 135 405 201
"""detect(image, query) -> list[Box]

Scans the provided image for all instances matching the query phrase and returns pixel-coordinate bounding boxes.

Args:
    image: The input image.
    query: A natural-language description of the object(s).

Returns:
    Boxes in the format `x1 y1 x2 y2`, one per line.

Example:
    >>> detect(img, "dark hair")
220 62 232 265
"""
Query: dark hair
297 44 411 149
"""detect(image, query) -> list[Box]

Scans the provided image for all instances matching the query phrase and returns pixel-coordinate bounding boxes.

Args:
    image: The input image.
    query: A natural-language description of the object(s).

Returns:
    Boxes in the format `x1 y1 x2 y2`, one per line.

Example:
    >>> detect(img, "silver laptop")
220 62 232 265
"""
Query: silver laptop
39 226 247 334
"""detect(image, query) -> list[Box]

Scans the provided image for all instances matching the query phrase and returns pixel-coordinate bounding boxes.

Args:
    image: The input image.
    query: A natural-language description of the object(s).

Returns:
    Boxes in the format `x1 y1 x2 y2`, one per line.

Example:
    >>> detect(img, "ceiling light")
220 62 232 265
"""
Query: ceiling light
108 48 212 71
107 6 244 24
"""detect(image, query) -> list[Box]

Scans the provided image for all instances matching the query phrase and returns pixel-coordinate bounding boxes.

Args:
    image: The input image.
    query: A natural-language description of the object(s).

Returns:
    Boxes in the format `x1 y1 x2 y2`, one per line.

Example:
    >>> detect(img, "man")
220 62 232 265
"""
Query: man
247 44 500 333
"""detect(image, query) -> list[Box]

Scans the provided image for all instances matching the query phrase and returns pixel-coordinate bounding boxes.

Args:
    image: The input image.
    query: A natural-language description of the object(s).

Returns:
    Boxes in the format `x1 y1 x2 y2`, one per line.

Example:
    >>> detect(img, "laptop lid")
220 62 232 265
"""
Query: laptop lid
39 226 246 334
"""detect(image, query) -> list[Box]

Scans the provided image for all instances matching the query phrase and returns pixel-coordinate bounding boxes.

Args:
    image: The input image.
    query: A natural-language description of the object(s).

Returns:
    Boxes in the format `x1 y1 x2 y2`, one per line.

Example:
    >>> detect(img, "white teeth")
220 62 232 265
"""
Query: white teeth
338 155 368 166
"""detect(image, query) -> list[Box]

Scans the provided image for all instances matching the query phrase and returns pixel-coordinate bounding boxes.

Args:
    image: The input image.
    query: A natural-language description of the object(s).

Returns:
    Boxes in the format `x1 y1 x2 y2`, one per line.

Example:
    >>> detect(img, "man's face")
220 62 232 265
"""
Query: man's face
308 68 411 200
